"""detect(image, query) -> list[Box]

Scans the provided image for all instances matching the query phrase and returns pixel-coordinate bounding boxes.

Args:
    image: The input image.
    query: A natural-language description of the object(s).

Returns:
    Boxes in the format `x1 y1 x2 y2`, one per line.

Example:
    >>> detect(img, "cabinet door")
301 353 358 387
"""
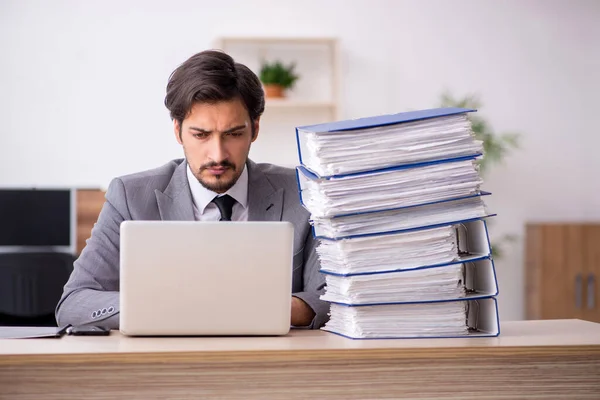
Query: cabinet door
540 225 585 320
564 225 587 320
76 189 105 254
525 224 543 319
583 225 600 323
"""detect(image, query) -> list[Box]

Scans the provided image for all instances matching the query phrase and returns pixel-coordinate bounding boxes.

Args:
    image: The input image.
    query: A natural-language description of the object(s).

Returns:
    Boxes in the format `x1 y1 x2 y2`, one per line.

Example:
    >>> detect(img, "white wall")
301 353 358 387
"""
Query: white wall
1 0 599 320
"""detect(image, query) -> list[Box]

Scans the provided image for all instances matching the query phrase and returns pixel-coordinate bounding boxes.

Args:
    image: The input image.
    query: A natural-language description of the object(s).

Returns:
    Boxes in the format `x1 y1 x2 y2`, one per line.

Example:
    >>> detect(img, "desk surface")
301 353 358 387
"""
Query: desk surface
1 319 599 364
2 319 600 399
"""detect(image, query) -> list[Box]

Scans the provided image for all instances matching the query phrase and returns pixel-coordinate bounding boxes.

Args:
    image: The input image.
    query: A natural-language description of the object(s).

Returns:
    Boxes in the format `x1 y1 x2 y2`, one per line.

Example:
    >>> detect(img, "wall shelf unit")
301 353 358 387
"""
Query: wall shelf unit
214 36 340 167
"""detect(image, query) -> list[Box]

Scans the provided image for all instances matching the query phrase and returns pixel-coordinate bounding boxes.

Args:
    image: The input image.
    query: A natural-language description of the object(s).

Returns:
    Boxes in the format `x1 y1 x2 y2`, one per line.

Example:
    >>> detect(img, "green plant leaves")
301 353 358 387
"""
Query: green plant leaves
259 61 299 89
440 91 520 175
439 91 522 260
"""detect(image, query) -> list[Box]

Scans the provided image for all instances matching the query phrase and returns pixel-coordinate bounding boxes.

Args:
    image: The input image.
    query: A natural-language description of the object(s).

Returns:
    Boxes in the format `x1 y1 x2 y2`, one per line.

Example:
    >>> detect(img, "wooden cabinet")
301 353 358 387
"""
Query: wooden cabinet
75 189 105 254
526 223 600 322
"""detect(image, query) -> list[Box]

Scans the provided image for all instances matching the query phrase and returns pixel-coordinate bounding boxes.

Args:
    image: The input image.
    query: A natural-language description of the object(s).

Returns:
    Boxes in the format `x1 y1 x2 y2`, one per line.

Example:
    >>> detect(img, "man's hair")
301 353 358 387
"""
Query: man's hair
164 50 265 137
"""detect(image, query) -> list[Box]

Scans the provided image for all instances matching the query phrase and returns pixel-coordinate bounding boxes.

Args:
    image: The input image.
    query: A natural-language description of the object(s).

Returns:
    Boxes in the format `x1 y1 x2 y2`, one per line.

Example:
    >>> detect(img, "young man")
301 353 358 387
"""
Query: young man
56 50 328 329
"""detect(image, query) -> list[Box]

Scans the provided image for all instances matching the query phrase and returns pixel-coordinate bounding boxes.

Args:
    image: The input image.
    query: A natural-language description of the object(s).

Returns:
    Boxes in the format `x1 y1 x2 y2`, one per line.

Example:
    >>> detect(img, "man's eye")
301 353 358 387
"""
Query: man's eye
193 133 209 139
227 131 243 137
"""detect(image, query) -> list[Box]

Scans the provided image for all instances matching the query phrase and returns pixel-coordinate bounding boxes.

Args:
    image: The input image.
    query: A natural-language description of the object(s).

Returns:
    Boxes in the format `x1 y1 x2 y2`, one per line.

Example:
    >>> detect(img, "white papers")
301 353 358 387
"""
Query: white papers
321 257 500 307
322 264 465 304
322 301 469 338
312 195 489 239
299 159 483 218
317 226 458 275
294 107 500 339
299 114 483 177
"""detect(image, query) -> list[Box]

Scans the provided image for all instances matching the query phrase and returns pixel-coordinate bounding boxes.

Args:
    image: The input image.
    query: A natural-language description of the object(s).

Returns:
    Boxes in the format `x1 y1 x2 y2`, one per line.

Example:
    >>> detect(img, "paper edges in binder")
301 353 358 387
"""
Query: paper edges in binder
295 153 482 181
297 178 491 220
322 297 500 339
313 212 496 242
294 107 477 174
319 218 493 273
321 257 499 305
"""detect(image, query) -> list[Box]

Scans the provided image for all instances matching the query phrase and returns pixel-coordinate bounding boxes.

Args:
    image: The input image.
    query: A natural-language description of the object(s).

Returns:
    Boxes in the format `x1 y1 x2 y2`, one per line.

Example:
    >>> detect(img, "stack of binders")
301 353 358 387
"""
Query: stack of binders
295 108 500 339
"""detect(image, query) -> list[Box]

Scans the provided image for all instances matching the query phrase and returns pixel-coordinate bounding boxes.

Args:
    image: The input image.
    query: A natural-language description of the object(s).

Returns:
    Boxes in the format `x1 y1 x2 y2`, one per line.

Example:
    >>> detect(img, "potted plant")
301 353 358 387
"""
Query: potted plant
440 92 520 176
440 91 520 258
259 60 299 98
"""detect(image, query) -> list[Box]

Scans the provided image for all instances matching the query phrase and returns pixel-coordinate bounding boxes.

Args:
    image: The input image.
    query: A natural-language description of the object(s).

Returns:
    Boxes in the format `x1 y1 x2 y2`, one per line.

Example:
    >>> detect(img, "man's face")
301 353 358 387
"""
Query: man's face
175 98 259 193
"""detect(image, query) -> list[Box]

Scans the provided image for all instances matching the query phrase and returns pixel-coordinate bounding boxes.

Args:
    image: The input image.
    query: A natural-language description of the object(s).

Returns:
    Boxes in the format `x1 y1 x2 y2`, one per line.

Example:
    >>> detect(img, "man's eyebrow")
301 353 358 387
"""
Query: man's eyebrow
188 124 247 134
189 126 210 133
222 124 247 134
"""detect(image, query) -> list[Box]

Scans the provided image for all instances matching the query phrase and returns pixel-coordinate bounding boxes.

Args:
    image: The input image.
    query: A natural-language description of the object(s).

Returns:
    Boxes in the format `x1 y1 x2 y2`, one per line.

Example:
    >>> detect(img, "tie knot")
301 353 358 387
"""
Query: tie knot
211 194 236 221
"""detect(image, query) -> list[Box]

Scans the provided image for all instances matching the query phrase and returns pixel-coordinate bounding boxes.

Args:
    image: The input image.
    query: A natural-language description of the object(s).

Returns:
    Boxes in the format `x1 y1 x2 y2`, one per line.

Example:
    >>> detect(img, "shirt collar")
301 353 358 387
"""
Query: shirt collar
186 161 248 215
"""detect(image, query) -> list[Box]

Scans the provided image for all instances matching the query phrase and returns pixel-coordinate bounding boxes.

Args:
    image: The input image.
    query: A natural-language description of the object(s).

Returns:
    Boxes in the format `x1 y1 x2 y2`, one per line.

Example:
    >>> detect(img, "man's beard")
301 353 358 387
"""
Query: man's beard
195 160 239 193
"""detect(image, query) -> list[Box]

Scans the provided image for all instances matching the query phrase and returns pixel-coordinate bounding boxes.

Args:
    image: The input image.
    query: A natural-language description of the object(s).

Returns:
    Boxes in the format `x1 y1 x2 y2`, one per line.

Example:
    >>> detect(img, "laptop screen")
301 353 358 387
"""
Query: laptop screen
0 189 73 248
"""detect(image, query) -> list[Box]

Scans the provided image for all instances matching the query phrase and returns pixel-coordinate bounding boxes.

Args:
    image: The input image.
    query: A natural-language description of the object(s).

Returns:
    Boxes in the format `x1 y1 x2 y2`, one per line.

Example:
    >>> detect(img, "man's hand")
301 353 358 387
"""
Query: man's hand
291 296 316 327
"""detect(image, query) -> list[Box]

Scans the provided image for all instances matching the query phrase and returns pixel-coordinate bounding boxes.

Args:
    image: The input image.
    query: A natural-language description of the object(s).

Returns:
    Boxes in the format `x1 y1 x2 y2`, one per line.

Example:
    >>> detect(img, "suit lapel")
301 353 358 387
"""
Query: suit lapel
247 160 283 222
155 161 195 221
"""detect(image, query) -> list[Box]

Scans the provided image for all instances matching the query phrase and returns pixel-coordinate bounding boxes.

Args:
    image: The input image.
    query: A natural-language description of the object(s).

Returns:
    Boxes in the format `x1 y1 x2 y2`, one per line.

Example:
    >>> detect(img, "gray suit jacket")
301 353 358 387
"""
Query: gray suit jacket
56 159 328 329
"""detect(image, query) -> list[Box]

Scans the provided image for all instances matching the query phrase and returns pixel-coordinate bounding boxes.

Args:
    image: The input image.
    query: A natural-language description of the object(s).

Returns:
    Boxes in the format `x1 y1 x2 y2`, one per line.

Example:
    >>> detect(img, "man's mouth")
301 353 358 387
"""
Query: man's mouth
207 166 228 175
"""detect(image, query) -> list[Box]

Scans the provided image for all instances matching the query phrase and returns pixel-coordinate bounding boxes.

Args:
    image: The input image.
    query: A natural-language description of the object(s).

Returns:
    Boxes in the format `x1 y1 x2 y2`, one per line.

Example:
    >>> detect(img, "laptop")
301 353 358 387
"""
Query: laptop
119 221 294 336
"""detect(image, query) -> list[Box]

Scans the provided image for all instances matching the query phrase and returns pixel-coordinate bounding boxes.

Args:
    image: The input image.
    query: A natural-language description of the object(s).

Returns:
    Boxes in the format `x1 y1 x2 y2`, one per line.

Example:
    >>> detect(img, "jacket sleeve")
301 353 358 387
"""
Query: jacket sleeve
291 229 329 329
55 178 131 329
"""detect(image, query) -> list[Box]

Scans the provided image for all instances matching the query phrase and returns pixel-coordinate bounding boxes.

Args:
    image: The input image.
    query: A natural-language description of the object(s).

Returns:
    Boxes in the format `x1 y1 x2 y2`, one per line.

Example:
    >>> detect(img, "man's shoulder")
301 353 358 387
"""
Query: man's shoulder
252 162 297 188
253 162 296 177
116 159 184 191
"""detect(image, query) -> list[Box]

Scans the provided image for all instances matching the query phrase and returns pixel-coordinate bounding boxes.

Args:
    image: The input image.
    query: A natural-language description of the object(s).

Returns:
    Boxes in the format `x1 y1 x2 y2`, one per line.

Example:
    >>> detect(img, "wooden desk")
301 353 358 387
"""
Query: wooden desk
1 320 599 399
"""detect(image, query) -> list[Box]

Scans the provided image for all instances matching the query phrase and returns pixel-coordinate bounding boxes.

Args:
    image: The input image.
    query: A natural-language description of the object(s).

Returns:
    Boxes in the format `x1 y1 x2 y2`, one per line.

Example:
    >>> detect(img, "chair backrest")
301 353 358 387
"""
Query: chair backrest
0 252 75 326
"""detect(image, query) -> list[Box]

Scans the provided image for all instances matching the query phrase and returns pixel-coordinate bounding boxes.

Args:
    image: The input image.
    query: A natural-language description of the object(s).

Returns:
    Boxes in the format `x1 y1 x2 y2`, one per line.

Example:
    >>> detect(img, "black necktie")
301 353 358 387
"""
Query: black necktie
211 194 236 221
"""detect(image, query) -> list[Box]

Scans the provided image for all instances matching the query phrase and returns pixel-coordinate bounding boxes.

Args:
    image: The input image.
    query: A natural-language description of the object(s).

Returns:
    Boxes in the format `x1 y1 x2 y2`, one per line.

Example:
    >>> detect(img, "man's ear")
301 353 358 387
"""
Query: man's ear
251 117 260 143
174 120 183 145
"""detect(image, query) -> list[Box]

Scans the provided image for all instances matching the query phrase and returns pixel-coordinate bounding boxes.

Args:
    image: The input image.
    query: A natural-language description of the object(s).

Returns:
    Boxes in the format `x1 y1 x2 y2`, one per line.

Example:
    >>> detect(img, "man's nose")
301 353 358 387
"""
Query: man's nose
208 136 228 162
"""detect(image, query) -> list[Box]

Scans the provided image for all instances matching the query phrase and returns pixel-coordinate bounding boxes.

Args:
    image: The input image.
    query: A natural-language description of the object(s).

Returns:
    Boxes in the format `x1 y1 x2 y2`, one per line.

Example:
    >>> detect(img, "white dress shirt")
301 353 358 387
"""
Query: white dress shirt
186 162 249 221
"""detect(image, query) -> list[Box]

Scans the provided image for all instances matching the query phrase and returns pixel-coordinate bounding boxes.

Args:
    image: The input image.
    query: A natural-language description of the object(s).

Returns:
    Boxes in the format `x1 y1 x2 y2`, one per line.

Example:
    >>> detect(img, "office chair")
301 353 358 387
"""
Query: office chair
0 252 75 327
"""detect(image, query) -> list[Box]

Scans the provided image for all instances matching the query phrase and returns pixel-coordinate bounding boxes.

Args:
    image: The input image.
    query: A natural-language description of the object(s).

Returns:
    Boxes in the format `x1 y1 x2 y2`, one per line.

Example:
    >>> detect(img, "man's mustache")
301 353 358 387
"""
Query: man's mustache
199 161 236 171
